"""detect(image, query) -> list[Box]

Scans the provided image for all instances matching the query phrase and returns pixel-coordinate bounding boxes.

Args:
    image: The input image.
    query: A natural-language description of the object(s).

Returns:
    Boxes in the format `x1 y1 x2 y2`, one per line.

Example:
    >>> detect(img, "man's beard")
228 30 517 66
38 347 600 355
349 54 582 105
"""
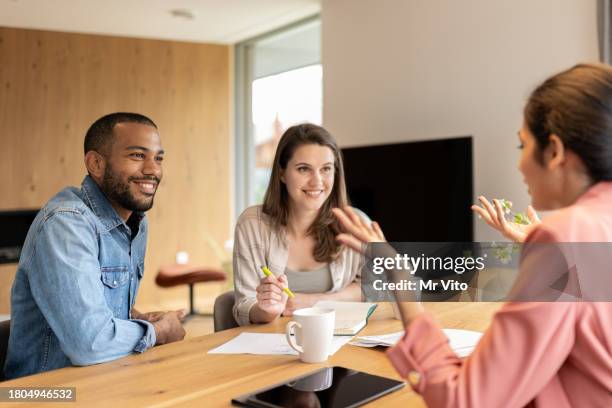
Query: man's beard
101 165 157 213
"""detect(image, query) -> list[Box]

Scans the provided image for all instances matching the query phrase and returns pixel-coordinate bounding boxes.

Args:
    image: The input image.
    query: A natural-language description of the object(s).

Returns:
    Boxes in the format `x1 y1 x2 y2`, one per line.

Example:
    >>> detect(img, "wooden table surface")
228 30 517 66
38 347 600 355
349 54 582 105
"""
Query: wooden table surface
1 302 502 407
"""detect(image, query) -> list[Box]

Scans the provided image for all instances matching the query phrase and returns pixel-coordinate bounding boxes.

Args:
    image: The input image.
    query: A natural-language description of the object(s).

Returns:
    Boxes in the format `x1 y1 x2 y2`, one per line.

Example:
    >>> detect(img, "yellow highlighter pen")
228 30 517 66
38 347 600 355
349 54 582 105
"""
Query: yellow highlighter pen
260 265 295 298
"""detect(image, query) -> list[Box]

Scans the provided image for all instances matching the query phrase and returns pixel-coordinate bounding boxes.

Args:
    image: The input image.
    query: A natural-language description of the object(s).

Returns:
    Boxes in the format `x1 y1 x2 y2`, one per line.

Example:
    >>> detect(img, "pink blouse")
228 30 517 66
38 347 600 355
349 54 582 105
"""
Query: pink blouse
387 182 612 407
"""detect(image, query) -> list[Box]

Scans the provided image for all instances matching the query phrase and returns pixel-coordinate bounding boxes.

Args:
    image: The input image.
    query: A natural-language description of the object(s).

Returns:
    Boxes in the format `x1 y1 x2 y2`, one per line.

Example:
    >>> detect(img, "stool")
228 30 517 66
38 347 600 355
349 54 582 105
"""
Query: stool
155 265 226 317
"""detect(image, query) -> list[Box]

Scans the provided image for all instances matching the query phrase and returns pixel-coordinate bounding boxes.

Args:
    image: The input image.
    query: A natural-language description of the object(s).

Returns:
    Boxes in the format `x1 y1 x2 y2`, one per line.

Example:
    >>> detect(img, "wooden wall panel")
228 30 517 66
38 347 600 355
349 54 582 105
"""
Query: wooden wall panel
0 27 231 314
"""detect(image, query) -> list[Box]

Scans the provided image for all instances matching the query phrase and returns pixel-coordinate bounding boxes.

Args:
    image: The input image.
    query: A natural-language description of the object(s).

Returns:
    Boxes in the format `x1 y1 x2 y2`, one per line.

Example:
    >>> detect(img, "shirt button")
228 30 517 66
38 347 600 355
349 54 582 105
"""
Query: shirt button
113 280 118 285
407 371 421 387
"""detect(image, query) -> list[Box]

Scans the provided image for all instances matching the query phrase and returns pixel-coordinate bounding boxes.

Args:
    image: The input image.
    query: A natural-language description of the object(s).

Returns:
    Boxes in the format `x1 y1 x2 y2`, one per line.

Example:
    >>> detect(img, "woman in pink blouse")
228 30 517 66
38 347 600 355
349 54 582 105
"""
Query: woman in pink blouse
333 63 612 407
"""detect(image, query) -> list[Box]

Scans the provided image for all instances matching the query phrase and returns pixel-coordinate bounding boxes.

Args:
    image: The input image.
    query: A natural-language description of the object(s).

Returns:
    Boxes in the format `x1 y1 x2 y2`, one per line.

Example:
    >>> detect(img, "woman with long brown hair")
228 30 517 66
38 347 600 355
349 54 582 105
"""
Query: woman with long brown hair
333 63 612 406
232 123 367 325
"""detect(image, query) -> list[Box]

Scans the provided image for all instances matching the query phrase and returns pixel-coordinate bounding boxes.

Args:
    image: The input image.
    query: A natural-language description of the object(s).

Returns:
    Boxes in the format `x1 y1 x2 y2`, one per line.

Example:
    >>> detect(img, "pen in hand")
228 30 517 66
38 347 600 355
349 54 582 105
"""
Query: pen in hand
260 265 295 298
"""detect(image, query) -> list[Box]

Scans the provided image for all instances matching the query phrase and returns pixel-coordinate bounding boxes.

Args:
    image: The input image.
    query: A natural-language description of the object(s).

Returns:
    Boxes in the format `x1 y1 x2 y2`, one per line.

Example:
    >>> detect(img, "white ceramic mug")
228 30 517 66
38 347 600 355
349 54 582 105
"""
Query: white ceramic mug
285 308 335 363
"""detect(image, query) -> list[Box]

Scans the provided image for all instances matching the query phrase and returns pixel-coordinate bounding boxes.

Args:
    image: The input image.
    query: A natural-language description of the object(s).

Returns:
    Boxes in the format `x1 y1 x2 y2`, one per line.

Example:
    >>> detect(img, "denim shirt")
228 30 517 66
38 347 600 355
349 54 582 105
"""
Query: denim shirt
4 176 156 379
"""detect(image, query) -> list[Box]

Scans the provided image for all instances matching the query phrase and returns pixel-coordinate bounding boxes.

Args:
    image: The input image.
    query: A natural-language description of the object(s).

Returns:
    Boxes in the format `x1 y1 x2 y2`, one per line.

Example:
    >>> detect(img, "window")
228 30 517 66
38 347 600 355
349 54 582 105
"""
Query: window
235 16 321 217
252 65 322 202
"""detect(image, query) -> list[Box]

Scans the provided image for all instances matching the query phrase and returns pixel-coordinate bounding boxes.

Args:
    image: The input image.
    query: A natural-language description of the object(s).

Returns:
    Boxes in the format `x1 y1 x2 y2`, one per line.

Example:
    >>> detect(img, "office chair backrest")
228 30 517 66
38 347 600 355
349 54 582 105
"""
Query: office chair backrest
0 319 10 382
213 291 238 332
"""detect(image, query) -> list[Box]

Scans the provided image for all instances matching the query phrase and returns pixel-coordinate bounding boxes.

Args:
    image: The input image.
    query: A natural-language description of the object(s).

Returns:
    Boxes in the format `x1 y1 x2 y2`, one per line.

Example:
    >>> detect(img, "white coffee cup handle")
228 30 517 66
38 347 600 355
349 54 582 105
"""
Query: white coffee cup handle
285 321 303 353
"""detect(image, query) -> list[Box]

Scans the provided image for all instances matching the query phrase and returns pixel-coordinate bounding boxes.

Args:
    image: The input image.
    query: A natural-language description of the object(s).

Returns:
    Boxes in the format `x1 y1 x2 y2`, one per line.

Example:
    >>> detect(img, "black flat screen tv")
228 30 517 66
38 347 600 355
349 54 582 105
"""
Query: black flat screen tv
0 209 39 264
341 137 473 242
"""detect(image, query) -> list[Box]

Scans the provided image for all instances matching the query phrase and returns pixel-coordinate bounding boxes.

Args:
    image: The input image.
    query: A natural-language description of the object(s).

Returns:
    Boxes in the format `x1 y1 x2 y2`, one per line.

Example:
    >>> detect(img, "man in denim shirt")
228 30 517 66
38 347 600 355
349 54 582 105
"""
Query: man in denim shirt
4 113 185 379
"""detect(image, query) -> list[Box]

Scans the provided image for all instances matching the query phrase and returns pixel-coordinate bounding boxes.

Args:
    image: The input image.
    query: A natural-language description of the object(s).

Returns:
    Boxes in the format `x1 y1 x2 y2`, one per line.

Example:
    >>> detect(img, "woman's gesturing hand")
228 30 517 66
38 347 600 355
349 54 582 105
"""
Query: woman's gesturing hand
332 206 386 254
471 196 540 242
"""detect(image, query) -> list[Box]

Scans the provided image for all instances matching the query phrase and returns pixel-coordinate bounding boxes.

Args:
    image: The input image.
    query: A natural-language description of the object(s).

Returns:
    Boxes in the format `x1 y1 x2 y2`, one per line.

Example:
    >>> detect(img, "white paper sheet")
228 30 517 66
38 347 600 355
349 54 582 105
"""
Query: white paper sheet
350 329 483 357
208 332 353 356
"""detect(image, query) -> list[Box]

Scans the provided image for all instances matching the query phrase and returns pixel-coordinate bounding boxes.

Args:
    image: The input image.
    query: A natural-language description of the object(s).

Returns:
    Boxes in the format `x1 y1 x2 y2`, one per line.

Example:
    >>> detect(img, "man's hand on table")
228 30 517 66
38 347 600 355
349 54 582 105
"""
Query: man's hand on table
152 310 187 345
132 309 187 345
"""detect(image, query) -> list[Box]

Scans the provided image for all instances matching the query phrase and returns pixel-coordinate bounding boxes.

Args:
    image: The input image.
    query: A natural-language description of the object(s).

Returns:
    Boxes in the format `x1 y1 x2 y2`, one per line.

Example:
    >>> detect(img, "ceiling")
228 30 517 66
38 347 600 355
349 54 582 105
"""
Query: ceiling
0 0 321 44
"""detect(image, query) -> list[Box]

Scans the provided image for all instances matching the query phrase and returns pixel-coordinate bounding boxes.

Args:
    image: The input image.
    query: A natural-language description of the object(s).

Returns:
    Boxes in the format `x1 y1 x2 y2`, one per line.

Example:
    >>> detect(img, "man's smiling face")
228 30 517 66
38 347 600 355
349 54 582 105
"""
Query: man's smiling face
100 122 164 216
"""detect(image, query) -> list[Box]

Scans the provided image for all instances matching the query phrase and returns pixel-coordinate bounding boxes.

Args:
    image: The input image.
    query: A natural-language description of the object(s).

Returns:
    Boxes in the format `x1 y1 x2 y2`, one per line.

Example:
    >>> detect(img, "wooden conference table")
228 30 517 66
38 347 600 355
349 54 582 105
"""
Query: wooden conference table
2 302 502 407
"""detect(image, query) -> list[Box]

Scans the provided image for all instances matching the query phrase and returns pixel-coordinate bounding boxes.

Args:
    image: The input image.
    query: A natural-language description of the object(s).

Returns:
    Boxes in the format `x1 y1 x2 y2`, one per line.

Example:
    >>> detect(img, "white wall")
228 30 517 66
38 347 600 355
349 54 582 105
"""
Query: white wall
322 0 599 241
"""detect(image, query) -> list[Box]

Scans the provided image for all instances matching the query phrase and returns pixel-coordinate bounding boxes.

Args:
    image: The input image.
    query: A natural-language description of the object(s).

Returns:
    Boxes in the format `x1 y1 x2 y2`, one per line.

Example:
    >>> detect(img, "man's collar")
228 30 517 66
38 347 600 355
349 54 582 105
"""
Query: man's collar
81 175 139 231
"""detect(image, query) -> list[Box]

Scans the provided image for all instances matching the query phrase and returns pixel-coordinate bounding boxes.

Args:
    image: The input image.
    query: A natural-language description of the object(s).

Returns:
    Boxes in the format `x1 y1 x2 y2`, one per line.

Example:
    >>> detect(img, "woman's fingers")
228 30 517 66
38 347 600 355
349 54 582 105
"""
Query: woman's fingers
343 207 372 239
261 275 276 284
471 205 496 227
493 199 509 231
260 299 281 308
332 207 355 232
479 196 500 225
357 211 370 230
478 196 500 226
333 208 369 241
372 221 386 241
276 274 288 288
257 273 289 309
344 206 363 226
333 207 388 251
256 281 283 294
261 275 285 288
257 296 281 306
475 195 537 242
336 233 366 254
257 290 282 303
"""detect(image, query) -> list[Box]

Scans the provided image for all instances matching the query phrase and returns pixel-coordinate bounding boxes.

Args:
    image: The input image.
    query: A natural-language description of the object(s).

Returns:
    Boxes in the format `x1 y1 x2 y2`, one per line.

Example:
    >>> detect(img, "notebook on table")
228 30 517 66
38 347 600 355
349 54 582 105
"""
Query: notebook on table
313 301 377 336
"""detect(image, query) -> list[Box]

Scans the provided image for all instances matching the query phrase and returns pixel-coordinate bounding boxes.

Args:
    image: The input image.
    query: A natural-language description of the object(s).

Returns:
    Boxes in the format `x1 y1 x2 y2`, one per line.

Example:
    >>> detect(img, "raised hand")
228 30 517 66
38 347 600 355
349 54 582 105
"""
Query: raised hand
332 206 386 254
471 196 540 242
333 206 424 325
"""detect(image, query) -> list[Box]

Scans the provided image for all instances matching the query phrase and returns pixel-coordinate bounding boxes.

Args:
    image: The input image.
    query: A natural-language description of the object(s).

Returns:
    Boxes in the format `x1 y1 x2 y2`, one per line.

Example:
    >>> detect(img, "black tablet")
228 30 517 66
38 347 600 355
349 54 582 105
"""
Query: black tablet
232 366 405 408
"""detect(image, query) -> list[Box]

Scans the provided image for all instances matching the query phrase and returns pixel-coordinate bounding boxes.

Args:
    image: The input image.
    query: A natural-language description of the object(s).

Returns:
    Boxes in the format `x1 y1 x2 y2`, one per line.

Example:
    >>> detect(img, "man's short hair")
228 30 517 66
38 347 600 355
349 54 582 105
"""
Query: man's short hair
84 112 157 156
